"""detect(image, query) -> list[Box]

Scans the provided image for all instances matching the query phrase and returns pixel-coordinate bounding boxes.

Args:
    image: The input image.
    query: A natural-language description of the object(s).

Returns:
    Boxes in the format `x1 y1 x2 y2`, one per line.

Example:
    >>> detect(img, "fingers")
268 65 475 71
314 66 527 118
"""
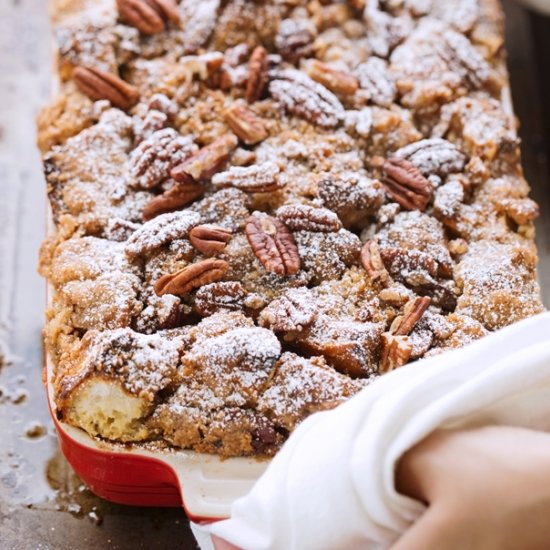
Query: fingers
390 507 468 550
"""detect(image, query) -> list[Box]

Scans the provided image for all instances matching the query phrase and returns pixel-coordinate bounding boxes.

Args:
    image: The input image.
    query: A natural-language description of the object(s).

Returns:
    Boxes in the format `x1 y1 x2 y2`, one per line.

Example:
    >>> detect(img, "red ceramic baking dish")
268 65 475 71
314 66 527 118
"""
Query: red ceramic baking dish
44 354 268 521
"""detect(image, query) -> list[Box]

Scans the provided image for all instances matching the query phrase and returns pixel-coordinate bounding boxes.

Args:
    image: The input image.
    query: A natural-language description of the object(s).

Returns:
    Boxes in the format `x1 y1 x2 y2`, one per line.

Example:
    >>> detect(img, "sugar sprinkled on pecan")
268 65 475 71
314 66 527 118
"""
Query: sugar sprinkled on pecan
223 102 268 145
116 0 180 34
73 66 140 111
276 205 342 233
360 240 389 283
142 180 204 220
354 57 396 107
364 0 407 58
394 138 466 177
129 128 197 189
391 296 432 336
275 18 316 64
269 69 344 128
246 46 269 103
259 288 317 332
245 214 300 276
212 162 283 193
379 296 431 373
344 108 373 139
125 210 200 259
379 334 412 373
382 158 433 211
194 281 247 317
171 133 238 183
189 224 232 257
306 60 358 97
154 258 229 297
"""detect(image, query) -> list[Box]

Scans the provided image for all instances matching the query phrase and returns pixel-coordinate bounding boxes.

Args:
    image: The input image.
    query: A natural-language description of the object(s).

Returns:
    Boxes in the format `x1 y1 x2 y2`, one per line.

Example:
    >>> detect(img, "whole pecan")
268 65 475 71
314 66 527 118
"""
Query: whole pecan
245 214 300 276
154 258 229 297
224 102 268 145
212 162 283 193
73 66 140 111
116 0 180 34
360 240 389 283
306 60 358 96
246 46 269 103
194 281 247 316
171 133 238 183
142 179 204 220
189 224 232 256
269 69 344 128
276 205 342 233
382 158 433 211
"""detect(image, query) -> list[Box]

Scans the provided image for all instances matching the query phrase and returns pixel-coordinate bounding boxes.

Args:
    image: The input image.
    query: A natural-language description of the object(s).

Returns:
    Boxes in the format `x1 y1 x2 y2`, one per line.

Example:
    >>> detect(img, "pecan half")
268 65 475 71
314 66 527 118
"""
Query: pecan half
154 259 229 297
246 46 268 103
212 162 283 193
354 57 396 107
394 138 466 177
306 60 358 96
194 281 247 316
391 296 432 336
379 334 412 373
129 128 197 189
117 0 180 34
171 133 238 183
382 158 433 211
245 214 300 276
224 102 268 145
125 210 200 259
276 205 342 233
378 296 431 372
142 180 204 220
275 18 316 63
73 66 140 110
259 288 317 332
269 69 344 128
189 224 232 256
360 240 389 282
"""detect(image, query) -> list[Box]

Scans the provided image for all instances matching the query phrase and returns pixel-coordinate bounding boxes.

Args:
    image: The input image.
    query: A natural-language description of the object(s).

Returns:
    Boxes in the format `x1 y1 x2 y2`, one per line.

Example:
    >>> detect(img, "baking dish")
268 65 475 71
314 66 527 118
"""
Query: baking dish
44 353 268 521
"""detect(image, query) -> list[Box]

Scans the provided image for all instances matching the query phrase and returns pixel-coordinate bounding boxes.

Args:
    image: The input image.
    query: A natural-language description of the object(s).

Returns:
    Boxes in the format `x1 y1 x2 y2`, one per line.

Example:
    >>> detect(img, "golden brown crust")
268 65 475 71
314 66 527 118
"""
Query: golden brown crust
40 0 545 457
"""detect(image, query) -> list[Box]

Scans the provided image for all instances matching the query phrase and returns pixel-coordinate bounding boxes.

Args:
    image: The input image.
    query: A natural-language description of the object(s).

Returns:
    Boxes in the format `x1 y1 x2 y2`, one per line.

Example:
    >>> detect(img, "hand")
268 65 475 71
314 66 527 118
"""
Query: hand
212 535 241 550
394 426 550 550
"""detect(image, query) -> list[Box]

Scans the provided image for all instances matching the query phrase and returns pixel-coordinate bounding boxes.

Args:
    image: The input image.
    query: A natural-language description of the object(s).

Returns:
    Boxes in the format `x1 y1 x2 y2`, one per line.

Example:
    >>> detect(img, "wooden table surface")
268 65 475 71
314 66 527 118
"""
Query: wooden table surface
0 1 549 549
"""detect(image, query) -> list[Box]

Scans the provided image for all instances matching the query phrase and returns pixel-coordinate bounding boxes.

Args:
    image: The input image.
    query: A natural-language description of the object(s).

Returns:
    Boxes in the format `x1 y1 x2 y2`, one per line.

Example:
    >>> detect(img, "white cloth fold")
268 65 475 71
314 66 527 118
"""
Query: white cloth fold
195 312 550 550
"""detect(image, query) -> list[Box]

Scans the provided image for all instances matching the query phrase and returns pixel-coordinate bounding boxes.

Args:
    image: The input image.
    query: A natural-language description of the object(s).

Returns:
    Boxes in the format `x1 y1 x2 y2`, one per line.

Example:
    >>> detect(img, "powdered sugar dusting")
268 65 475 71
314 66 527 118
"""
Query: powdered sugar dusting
182 327 281 407
269 69 344 128
125 210 200 259
258 352 367 427
78 328 183 401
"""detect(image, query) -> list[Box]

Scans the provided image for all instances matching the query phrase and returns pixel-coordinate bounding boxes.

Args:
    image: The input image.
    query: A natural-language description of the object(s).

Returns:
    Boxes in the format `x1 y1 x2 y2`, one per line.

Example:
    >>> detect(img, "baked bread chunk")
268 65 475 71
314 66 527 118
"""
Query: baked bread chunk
39 0 544 457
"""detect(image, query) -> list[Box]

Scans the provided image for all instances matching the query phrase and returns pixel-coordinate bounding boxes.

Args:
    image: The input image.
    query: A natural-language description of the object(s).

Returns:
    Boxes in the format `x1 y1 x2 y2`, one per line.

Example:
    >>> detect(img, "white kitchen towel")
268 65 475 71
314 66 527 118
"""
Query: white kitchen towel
193 312 550 550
